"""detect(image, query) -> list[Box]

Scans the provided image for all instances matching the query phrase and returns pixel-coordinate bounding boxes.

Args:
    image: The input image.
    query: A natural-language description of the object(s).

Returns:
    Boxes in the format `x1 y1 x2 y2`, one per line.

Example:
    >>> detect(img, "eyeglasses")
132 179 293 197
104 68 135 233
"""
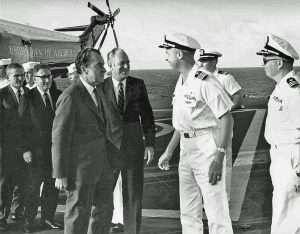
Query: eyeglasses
35 75 51 79
262 58 280 65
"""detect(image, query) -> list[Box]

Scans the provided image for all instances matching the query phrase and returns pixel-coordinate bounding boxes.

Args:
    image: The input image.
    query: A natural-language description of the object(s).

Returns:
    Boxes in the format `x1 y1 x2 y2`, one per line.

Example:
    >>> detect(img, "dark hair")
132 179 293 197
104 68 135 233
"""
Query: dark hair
75 48 101 74
6 63 23 72
33 63 51 74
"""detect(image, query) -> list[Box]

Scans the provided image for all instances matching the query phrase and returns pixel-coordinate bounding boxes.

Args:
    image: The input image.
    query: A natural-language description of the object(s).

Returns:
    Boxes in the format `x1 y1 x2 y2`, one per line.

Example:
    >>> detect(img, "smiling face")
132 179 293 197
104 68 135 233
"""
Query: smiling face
111 50 130 81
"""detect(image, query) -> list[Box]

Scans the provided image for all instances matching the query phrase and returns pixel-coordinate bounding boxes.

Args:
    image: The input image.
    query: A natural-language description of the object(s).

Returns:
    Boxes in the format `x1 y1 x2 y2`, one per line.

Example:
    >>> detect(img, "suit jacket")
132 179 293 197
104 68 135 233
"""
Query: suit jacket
26 87 61 169
103 76 155 168
52 79 110 187
0 85 31 175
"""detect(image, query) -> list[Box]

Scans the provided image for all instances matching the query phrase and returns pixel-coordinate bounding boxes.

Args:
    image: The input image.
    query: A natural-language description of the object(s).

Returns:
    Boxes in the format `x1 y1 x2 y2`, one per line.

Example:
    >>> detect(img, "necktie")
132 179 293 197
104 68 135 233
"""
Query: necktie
17 89 21 103
44 92 52 112
118 82 124 114
93 88 99 107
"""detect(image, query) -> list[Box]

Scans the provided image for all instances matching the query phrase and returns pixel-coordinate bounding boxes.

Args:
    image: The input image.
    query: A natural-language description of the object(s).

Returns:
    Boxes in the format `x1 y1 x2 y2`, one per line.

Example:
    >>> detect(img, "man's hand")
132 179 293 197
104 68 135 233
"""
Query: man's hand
144 146 154 166
208 153 224 185
55 178 68 191
23 151 32 164
158 151 173 170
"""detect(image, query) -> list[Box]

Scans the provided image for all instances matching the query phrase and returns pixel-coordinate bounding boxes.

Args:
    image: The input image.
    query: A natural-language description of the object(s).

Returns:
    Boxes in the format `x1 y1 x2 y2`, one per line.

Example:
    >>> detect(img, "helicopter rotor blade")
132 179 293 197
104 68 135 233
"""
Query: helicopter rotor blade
112 8 120 18
54 25 88 32
88 2 108 17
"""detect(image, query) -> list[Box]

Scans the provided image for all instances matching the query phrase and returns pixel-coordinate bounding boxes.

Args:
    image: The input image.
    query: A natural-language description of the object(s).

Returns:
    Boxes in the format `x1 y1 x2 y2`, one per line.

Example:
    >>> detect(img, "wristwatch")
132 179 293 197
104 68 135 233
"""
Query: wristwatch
216 147 226 153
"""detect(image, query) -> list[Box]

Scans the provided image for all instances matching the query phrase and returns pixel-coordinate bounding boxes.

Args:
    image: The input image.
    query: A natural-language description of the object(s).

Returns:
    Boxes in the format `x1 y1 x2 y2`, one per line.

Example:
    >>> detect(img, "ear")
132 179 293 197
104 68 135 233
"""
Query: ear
277 59 284 69
176 49 184 60
81 65 88 74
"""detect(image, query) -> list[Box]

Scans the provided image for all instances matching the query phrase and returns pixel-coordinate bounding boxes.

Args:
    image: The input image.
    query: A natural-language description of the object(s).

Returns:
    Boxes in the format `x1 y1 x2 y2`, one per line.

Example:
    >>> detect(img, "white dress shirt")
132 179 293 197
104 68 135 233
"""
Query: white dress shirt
36 86 54 109
80 77 98 107
112 77 126 103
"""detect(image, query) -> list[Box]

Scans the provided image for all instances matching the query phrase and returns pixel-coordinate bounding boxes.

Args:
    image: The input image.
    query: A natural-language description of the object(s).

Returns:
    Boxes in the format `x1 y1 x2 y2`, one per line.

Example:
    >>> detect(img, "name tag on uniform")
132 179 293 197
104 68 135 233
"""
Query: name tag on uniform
273 96 283 111
184 93 197 107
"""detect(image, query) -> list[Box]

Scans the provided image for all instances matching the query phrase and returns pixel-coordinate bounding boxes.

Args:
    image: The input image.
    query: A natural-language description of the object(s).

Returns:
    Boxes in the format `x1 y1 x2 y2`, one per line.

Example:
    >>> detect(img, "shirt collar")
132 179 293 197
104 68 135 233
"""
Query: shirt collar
26 83 36 90
10 85 24 95
36 85 50 97
112 77 126 89
80 77 95 95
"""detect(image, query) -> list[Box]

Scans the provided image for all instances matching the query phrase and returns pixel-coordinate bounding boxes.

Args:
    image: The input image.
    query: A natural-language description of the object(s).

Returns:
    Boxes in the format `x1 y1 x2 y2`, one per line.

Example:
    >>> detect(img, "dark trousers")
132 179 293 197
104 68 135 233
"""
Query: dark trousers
114 164 144 234
64 166 114 234
0 166 27 220
24 166 59 223
11 185 25 216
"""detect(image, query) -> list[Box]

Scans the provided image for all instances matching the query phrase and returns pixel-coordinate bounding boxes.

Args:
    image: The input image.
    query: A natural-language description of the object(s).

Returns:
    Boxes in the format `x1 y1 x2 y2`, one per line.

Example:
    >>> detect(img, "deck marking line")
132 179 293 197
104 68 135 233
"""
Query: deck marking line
230 109 266 221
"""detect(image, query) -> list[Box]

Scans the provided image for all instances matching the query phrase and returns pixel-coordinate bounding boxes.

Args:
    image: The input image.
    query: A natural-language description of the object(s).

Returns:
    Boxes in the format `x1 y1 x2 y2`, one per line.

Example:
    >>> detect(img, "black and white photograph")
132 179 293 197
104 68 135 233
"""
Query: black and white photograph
1 0 300 233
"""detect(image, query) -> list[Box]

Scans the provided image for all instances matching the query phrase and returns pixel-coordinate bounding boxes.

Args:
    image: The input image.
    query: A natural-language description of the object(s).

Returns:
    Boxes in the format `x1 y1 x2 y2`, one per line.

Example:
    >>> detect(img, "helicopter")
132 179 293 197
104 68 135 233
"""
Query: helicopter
0 0 119 77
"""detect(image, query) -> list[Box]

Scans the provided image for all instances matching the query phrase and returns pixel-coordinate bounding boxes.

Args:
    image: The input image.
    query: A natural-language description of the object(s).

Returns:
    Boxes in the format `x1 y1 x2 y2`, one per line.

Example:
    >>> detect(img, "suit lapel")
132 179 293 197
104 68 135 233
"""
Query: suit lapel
125 77 133 111
107 77 119 112
8 86 18 107
78 80 103 120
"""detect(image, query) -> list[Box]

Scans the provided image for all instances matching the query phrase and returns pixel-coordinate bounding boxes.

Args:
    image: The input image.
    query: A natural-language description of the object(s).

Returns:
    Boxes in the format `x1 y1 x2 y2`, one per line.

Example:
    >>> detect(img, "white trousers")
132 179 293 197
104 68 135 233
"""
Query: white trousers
179 129 233 234
226 139 232 202
270 145 300 234
112 172 124 224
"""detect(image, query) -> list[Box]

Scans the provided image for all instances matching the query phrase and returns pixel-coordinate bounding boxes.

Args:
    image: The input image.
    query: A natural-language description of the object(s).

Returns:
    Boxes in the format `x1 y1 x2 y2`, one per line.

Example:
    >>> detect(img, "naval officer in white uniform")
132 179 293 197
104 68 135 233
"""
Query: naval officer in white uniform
194 49 242 202
0 58 12 89
158 32 234 234
257 34 300 234
23 61 40 90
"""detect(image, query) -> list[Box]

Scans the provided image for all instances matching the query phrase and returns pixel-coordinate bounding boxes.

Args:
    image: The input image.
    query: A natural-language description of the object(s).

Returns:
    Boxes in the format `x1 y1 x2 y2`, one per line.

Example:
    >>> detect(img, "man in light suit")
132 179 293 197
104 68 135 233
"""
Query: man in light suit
0 63 32 231
23 64 62 233
52 48 114 234
103 48 155 234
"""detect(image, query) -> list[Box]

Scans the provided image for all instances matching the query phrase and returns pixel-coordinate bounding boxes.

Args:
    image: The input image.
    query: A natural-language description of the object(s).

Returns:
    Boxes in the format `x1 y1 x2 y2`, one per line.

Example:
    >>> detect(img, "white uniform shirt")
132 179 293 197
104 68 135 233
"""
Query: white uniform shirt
265 70 300 145
172 65 233 131
213 69 241 96
0 79 9 89
25 83 36 90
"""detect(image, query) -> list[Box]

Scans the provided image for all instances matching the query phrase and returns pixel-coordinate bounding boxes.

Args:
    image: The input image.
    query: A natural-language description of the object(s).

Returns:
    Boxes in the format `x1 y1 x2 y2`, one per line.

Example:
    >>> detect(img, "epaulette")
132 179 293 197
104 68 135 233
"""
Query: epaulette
218 70 228 75
195 70 208 80
287 77 299 88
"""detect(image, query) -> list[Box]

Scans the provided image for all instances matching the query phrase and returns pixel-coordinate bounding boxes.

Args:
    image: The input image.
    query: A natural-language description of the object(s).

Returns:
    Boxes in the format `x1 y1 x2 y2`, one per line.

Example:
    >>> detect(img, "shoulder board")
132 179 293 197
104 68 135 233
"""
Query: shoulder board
287 77 299 88
195 70 208 80
218 70 228 75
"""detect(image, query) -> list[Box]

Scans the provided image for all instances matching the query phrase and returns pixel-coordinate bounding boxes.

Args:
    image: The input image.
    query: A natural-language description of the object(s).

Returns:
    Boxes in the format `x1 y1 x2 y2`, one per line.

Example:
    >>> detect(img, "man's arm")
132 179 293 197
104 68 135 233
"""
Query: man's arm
158 130 180 170
231 90 241 110
52 93 76 189
139 81 155 164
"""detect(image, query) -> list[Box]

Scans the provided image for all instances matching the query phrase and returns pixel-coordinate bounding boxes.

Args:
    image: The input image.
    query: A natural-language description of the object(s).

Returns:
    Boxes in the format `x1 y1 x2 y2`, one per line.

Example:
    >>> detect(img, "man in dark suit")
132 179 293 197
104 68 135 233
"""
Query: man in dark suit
103 48 155 234
52 48 114 234
0 63 32 231
23 64 62 232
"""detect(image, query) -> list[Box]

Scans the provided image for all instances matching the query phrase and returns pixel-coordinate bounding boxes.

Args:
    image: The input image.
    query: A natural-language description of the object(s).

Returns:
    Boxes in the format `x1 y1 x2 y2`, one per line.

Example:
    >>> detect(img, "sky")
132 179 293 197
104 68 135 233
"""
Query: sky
1 0 300 69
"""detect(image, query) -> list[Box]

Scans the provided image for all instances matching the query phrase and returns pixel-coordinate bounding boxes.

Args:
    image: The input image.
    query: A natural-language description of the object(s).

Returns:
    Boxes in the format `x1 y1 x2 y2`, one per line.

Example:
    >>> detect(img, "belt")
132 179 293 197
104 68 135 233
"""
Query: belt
182 130 208 138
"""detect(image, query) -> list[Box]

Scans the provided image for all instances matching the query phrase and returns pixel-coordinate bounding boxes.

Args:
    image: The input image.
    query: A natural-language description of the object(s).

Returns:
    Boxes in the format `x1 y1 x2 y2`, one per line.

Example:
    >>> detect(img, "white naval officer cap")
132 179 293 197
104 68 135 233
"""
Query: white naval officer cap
256 34 299 60
194 49 222 62
23 61 40 72
0 58 12 66
67 63 77 74
158 32 200 52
